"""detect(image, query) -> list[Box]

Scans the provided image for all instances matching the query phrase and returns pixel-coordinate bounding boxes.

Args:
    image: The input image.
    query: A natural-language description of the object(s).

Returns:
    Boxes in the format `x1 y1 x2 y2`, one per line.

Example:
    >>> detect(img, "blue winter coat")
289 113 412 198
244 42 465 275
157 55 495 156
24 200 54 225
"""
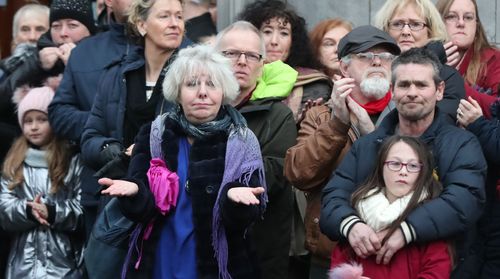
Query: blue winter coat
320 108 487 243
49 23 129 143
47 23 129 211
80 45 173 170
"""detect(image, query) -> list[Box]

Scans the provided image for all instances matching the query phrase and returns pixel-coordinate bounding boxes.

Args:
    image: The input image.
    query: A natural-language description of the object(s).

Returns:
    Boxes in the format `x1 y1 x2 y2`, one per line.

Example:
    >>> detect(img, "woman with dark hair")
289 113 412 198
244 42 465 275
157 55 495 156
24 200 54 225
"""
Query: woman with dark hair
436 0 500 119
330 135 451 279
239 0 332 122
309 19 352 78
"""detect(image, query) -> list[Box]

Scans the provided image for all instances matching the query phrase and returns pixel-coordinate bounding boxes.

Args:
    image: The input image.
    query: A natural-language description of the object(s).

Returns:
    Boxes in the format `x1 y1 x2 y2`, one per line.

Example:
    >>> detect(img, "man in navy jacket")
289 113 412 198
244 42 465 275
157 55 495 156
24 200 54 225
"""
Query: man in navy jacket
47 0 132 238
320 47 486 271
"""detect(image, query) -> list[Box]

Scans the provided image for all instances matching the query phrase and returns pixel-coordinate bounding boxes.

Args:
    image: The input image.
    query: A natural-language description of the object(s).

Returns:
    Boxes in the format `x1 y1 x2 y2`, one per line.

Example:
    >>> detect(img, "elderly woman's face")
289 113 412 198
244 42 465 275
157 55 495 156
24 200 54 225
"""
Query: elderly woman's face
179 72 223 125
260 17 292 63
138 0 184 51
388 3 430 52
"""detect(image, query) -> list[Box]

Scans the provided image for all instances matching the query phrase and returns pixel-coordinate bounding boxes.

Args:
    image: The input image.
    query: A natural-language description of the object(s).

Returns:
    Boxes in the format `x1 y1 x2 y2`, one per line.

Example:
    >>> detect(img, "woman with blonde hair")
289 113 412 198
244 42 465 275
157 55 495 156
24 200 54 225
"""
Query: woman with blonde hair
374 0 465 122
436 0 500 119
81 0 186 179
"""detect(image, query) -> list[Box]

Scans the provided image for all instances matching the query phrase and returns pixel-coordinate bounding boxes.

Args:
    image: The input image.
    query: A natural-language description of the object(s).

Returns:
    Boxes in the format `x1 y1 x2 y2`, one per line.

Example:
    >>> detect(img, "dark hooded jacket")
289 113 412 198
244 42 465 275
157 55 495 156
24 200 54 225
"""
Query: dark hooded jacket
321 109 486 258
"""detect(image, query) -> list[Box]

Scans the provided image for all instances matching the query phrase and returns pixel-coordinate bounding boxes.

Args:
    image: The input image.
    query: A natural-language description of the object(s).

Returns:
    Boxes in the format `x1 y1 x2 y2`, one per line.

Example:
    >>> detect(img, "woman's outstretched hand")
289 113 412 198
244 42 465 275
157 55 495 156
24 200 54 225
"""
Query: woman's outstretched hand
227 187 265 205
99 178 139 197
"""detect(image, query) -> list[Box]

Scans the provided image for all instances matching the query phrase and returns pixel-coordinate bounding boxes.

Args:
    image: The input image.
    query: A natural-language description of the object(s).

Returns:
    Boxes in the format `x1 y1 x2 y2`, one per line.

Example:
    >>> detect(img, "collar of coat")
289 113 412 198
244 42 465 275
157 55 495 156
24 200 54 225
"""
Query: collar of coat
376 107 448 143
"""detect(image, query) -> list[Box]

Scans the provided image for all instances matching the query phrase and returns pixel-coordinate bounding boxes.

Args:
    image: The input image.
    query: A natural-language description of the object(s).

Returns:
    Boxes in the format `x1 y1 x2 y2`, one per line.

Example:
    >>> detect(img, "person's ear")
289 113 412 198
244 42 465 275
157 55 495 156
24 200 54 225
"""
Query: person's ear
136 21 147 37
339 60 350 78
435 81 445 101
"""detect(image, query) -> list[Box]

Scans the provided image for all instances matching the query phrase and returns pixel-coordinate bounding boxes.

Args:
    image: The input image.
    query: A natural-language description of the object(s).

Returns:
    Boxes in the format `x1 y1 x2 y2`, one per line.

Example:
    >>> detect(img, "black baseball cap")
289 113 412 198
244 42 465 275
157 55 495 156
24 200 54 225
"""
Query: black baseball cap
337 25 401 60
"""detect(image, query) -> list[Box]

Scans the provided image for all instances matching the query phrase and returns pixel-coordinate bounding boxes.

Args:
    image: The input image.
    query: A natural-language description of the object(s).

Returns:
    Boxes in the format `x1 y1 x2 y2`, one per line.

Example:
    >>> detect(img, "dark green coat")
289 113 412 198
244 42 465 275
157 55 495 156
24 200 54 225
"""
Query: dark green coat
239 98 297 279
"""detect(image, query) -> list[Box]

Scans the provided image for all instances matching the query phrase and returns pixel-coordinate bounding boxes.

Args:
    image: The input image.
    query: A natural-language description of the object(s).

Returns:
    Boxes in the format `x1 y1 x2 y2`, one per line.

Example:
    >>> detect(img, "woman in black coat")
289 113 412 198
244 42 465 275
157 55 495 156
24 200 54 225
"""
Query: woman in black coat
98 44 267 279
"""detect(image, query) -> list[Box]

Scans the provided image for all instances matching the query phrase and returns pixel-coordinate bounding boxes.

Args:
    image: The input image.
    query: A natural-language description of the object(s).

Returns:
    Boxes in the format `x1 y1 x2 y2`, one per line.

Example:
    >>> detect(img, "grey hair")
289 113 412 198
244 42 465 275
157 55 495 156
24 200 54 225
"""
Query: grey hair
162 44 240 104
189 0 211 4
12 4 49 39
391 47 442 85
214 20 266 59
340 55 352 65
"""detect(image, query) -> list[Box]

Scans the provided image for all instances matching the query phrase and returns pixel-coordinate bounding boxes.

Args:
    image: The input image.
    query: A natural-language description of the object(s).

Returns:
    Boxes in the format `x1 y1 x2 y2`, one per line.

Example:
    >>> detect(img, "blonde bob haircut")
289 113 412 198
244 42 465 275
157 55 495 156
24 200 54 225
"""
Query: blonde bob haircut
128 0 184 37
374 0 448 43
162 44 240 105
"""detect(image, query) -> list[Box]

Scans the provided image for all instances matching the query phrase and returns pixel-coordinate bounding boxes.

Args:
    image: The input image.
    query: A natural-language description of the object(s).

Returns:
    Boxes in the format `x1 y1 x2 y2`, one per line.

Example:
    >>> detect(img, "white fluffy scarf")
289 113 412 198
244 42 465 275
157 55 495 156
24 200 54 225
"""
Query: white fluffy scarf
356 188 427 232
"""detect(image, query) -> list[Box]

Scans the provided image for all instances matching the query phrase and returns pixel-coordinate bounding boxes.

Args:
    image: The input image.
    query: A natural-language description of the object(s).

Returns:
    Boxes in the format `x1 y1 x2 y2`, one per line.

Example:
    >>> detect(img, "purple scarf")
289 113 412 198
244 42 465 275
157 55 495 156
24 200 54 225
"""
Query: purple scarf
124 107 267 279
212 126 267 279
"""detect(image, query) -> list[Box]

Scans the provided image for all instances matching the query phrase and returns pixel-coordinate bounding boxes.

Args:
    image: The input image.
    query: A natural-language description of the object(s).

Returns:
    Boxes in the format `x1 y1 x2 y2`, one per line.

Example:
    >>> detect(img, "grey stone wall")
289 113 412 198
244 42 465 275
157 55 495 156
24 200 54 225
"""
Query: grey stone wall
218 0 500 45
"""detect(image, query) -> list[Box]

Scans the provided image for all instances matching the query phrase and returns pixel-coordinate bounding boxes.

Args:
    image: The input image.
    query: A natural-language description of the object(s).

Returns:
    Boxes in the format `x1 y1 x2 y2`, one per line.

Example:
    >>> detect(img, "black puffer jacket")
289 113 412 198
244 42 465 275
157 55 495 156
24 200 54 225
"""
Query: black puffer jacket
0 32 64 96
424 41 466 123
321 108 486 244
0 32 67 167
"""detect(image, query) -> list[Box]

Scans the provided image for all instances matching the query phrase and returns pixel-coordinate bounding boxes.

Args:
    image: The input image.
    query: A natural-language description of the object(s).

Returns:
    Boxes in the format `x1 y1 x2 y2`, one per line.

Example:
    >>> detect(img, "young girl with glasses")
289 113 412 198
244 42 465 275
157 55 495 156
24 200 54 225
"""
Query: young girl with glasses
329 135 451 279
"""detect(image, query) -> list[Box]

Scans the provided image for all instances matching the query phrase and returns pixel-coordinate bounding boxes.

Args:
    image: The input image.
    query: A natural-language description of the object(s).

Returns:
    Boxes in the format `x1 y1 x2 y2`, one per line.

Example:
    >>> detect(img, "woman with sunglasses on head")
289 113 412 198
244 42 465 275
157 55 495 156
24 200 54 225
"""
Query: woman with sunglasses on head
436 0 500 119
374 0 465 123
329 135 451 279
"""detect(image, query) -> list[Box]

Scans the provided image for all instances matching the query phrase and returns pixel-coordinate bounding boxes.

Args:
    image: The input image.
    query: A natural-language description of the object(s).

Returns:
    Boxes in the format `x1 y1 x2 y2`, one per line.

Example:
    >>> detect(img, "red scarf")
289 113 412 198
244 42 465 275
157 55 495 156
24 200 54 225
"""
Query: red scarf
352 91 392 115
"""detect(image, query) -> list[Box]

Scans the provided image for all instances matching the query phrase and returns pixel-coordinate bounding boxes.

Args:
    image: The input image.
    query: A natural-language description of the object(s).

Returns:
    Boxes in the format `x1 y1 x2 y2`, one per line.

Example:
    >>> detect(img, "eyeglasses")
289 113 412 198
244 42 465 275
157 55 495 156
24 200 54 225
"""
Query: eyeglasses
221 50 262 63
388 20 427 31
444 13 476 24
352 52 396 63
384 161 422 173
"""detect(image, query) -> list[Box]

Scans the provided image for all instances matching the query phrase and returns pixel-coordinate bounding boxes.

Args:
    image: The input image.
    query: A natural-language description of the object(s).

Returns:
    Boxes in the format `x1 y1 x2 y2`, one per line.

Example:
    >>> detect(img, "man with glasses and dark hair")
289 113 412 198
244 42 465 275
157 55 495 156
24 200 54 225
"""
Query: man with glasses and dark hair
215 21 298 279
321 47 486 277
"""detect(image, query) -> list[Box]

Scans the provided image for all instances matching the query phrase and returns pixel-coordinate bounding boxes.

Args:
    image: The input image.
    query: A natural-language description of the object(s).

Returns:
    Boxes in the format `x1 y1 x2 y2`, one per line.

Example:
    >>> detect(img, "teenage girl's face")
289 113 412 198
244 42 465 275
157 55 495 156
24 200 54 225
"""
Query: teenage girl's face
260 17 292 63
383 141 421 203
22 110 52 149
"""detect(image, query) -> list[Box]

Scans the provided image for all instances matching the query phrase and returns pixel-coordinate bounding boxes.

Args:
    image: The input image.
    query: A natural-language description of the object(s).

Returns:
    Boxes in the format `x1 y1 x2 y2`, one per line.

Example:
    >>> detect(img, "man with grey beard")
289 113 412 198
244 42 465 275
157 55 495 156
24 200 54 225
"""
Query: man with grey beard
284 25 401 278
331 25 401 132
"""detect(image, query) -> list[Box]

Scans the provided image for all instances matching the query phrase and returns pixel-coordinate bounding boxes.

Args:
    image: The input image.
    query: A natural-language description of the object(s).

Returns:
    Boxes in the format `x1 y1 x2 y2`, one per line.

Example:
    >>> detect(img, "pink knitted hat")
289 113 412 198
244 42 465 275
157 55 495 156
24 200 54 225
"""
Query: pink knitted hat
16 86 55 126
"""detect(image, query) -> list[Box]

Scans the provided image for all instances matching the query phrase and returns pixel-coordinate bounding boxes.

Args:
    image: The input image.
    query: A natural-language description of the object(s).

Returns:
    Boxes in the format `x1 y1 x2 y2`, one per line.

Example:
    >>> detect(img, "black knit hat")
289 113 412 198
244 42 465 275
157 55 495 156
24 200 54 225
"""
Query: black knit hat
50 0 97 34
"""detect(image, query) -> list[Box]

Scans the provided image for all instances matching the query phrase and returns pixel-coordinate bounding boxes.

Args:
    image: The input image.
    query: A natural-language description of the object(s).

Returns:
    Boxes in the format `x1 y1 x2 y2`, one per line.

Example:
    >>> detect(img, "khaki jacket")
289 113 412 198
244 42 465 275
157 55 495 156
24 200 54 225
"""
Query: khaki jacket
284 105 359 266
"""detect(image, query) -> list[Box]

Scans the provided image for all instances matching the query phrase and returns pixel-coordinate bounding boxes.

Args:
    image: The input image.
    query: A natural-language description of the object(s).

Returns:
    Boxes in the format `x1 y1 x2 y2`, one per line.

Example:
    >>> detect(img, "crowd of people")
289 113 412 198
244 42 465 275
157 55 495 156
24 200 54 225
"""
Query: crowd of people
0 0 499 278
